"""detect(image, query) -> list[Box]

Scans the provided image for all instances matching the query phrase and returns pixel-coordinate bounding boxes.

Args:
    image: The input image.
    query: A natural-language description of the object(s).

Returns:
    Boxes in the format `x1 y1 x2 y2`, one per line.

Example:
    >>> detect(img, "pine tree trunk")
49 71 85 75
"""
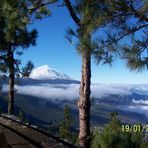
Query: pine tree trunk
8 49 14 115
78 50 91 148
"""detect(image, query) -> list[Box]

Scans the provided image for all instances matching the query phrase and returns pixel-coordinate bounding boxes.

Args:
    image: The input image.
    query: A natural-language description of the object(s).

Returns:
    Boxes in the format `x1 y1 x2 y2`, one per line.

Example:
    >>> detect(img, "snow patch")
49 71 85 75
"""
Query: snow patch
30 65 73 80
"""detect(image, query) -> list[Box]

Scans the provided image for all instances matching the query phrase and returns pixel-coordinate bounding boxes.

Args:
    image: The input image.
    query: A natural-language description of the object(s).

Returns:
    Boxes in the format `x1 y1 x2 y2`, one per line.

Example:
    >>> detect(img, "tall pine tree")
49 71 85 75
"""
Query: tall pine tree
63 0 147 147
0 1 37 115
0 0 57 115
63 0 118 147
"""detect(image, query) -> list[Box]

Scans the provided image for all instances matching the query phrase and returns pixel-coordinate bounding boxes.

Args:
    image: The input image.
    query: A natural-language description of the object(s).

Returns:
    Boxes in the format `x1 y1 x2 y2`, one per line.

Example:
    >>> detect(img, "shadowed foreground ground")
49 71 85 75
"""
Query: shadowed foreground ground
0 114 75 148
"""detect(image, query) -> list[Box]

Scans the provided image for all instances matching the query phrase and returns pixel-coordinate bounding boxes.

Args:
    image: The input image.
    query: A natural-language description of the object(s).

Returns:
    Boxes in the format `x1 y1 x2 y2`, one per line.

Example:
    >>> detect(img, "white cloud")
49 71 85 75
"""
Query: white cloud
2 83 148 118
2 83 133 100
2 84 79 100
16 84 79 100
132 99 148 105
91 84 132 97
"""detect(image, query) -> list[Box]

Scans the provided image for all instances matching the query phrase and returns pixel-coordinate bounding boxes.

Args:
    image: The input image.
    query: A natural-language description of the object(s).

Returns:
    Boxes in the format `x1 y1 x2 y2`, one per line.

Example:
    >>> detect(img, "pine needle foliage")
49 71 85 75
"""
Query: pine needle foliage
0 0 38 114
93 0 148 71
59 105 73 141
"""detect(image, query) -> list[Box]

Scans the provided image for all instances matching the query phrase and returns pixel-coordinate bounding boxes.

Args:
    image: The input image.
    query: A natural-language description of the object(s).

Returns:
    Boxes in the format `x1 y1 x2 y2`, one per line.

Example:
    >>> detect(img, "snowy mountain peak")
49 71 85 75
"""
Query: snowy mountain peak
30 65 73 80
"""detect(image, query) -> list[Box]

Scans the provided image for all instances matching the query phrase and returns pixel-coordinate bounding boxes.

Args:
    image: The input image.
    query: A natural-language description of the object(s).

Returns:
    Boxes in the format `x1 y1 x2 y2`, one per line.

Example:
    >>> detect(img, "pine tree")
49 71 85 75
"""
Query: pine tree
59 105 73 140
91 113 147 148
63 1 119 147
64 1 147 146
0 2 37 115
0 0 57 115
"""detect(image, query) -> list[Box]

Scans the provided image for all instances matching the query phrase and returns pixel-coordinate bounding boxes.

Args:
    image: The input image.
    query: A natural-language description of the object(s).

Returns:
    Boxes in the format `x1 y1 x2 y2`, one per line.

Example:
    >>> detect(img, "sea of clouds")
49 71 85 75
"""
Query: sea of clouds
2 83 148 117
2 83 134 100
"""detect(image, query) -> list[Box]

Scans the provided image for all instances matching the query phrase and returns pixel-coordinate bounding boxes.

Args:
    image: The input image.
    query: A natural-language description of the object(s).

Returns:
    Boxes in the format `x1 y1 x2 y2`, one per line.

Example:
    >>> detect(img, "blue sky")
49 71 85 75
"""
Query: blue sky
21 4 148 84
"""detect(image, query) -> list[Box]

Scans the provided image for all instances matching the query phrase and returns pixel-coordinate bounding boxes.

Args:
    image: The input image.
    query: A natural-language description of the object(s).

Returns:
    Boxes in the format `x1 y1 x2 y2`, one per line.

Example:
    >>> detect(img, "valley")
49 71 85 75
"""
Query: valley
0 65 148 128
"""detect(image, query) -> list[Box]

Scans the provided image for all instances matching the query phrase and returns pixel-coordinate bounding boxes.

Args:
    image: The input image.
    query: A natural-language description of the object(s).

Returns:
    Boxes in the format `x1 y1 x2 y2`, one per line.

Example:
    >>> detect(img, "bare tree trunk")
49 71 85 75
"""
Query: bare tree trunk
8 49 14 115
78 50 91 148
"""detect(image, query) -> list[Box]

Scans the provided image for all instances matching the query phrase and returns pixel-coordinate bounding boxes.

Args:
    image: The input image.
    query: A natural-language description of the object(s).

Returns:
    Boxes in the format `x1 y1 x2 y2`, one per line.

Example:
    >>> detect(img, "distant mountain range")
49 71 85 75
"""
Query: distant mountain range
0 65 148 126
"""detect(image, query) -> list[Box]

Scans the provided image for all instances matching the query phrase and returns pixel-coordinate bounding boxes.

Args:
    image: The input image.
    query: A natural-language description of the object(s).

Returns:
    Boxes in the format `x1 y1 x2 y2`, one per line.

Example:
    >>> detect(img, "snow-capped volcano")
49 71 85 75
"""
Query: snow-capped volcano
30 65 73 80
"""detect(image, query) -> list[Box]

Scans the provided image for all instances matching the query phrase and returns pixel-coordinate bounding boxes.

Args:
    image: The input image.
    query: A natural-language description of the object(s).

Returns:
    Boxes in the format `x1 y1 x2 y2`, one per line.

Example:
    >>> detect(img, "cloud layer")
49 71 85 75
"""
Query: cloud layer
2 83 148 118
132 99 148 105
2 83 134 100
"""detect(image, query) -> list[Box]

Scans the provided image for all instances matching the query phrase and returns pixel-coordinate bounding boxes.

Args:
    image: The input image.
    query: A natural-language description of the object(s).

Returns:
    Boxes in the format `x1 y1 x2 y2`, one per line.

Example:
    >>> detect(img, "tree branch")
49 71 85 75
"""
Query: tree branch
129 3 148 23
99 24 148 49
14 60 23 75
28 0 56 12
64 0 81 27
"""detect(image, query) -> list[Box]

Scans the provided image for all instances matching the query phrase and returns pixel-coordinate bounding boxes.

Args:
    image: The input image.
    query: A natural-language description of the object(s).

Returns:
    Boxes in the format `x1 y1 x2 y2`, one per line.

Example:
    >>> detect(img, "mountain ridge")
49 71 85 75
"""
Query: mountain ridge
30 65 73 80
